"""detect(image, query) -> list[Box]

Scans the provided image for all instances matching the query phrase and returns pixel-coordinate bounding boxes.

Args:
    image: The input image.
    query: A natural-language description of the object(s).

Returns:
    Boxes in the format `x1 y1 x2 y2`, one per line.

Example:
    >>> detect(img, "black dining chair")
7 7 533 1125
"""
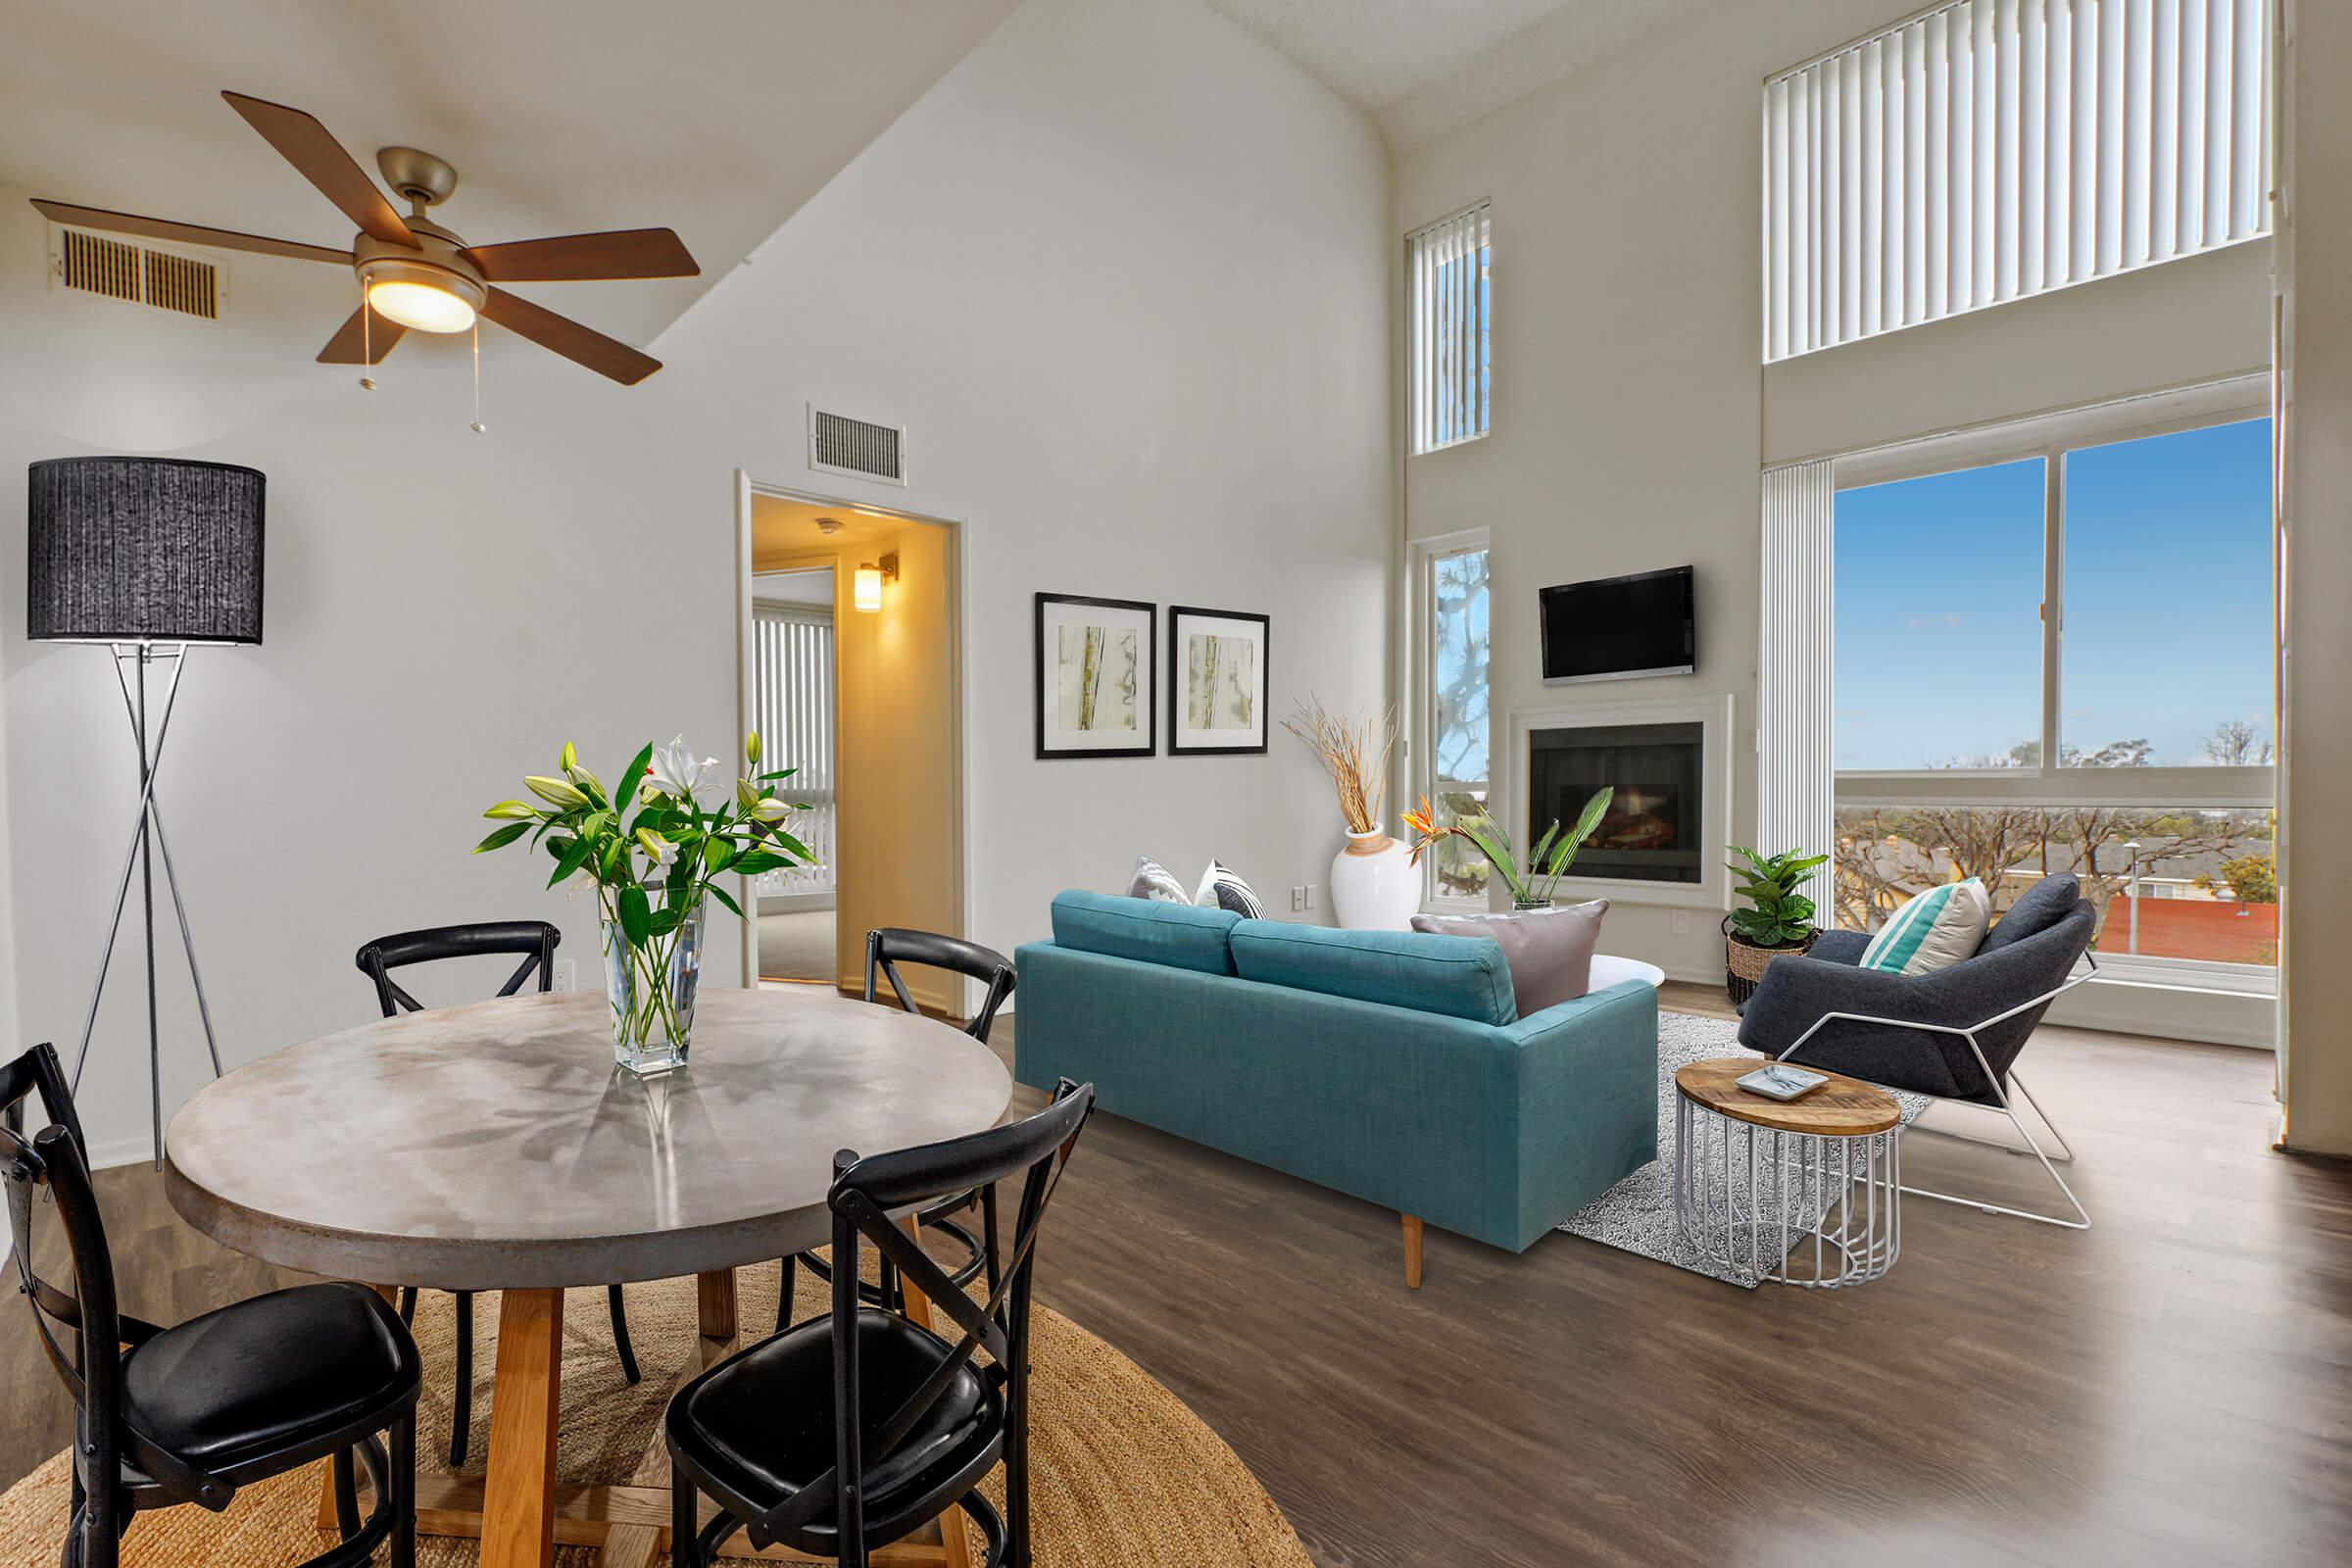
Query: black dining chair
666 1078 1094 1568
354 920 640 1464
3 1041 421 1568
777 928 1018 1334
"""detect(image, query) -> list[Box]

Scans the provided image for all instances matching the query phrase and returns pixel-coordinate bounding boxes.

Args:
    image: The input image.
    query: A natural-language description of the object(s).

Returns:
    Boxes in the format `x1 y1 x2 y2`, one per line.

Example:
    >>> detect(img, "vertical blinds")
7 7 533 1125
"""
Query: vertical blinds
1407 202 1491 453
1763 0 2271 363
753 603 836 899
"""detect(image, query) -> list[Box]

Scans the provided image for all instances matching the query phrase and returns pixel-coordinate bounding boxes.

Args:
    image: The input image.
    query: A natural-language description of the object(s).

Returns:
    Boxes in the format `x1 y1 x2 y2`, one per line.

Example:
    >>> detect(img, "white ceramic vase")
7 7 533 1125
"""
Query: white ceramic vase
1329 824 1419 931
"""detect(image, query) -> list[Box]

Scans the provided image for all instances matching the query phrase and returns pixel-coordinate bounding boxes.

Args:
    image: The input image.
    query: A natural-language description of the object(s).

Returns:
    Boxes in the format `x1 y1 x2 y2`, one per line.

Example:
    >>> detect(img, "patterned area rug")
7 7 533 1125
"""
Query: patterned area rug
1557 1011 1927 1288
0 1264 1312 1566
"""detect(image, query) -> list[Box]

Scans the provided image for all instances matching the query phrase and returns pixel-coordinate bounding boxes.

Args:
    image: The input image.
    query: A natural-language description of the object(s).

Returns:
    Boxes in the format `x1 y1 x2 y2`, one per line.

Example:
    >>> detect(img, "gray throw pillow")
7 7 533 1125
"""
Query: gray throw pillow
1128 856 1192 904
1411 900 1610 1016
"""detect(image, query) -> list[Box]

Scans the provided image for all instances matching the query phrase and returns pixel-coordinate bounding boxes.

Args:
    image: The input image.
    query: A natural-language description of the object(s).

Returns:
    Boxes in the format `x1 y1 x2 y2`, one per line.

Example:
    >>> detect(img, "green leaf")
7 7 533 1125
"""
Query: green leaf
547 833 596 888
703 835 729 870
614 742 655 816
708 883 745 919
617 883 652 947
732 850 793 875
471 821 530 854
598 837 625 880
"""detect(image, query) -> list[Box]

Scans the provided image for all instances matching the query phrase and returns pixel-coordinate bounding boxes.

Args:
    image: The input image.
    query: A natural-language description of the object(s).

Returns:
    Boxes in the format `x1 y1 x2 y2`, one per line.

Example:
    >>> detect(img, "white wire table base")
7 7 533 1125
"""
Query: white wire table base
1672 1094 1903 1289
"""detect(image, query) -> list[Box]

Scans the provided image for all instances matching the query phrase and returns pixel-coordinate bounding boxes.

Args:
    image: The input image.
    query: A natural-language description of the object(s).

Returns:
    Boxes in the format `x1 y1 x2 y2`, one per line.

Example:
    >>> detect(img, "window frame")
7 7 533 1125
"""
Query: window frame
1828 376 2278 994
1408 528 1492 912
1405 200 1493 456
1831 376 2275 810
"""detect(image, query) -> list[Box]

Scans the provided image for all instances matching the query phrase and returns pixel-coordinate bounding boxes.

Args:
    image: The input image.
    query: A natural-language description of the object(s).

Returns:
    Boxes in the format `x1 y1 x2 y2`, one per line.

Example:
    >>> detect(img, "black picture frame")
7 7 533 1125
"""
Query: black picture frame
1167 605 1270 756
1034 593 1157 760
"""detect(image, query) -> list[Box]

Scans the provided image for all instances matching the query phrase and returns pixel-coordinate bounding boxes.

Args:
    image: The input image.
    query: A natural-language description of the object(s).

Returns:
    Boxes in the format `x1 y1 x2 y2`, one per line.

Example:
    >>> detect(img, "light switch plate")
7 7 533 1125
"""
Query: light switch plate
553 957 577 992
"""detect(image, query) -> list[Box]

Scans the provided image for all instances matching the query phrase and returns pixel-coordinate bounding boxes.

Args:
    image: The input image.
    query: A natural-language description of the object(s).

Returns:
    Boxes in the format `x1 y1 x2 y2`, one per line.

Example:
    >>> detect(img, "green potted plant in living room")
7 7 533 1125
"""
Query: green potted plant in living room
1403 786 1615 910
1723 844 1829 1004
472 732 811 1075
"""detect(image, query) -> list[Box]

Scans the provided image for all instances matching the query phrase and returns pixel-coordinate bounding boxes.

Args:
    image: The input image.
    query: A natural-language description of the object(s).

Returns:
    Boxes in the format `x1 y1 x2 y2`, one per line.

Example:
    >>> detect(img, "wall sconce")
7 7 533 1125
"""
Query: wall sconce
854 552 898 612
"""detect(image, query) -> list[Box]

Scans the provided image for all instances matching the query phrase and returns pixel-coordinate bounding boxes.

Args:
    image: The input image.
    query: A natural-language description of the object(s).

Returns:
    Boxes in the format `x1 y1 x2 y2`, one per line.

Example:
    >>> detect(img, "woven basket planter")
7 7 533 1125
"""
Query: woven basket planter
1723 917 1816 1006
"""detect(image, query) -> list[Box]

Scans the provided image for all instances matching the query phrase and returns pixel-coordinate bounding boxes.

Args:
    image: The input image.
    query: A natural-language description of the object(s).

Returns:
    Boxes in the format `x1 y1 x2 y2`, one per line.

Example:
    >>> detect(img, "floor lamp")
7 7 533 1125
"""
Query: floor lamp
27 456 265 1167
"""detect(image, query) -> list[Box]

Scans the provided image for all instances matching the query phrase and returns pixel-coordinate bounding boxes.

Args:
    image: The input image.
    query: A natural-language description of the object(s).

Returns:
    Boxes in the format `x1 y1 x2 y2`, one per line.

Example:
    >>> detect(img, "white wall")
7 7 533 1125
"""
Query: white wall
0 0 1392 1160
1393 0 2272 984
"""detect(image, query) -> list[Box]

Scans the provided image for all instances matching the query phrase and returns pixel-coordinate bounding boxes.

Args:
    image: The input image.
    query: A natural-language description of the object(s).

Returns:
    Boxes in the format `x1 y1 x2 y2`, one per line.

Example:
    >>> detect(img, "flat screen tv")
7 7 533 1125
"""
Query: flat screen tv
1539 564 1694 682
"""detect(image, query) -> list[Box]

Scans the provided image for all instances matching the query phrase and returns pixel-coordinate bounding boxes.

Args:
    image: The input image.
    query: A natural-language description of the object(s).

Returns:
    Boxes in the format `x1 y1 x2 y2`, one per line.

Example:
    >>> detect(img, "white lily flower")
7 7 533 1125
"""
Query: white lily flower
636 828 678 869
646 735 719 800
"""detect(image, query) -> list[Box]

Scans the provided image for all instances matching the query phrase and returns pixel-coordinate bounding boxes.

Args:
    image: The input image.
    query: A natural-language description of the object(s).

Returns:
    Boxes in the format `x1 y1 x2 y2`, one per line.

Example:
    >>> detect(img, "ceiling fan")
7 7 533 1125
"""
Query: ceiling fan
31 90 698 385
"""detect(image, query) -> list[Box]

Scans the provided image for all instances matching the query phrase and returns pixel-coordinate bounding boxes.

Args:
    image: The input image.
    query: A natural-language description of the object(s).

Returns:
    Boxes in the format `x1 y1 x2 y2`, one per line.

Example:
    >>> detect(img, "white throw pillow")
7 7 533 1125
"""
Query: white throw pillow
1859 878 1991 976
1127 856 1192 904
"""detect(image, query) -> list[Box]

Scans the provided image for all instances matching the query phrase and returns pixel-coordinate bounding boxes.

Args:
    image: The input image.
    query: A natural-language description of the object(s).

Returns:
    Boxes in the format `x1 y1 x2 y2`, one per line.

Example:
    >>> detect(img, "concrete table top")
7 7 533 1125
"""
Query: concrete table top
163 987 1012 1292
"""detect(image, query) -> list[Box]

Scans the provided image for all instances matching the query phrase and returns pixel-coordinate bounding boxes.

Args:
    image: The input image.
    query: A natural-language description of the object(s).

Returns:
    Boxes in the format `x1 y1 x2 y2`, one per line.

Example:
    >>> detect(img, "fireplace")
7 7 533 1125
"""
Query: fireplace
1526 720 1705 885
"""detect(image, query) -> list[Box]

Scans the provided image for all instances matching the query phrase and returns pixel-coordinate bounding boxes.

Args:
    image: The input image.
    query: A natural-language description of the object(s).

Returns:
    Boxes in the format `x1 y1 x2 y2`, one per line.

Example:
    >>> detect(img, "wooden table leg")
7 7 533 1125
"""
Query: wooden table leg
1401 1213 1424 1290
480 1288 564 1568
894 1217 976 1568
695 1269 738 1342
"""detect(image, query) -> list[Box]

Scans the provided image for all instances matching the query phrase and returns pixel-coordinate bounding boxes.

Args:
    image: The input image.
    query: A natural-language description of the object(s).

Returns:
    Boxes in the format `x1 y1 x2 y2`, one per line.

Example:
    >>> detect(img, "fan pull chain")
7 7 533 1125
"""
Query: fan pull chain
470 320 486 434
358 282 377 392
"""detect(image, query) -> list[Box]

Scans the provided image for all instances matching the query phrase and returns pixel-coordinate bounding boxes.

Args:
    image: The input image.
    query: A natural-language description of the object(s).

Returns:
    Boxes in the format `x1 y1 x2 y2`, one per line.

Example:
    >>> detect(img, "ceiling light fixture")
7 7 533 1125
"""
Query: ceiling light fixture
357 252 485 333
854 553 898 613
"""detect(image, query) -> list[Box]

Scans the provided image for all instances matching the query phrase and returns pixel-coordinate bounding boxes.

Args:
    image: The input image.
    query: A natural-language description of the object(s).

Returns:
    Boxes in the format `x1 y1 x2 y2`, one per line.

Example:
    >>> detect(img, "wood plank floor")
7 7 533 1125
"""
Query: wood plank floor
7 989 2349 1566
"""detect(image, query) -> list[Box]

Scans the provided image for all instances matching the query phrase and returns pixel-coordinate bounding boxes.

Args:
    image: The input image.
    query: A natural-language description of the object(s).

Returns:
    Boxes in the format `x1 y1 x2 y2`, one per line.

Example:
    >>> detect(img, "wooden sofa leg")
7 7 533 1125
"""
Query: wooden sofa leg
1401 1213 1423 1289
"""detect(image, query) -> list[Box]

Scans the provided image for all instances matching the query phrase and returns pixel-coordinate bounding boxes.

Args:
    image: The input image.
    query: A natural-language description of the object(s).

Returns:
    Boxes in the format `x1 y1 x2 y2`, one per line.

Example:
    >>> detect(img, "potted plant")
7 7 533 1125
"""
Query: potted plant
1284 699 1417 929
473 731 811 1075
1723 845 1828 1004
1403 787 1614 910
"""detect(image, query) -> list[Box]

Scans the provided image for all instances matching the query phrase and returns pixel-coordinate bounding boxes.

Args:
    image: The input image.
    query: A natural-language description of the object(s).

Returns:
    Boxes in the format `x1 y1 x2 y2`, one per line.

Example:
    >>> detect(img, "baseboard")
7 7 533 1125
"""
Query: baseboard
85 1132 157 1173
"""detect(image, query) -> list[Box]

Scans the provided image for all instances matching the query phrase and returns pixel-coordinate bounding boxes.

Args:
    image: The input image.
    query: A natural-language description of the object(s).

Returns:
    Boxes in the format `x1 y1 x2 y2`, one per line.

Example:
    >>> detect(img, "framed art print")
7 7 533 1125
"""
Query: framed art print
1168 605 1269 756
1035 593 1156 759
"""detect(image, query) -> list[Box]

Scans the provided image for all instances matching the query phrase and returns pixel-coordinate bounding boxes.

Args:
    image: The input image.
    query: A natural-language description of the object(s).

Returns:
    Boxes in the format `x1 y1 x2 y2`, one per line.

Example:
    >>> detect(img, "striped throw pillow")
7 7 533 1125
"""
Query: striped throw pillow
1193 861 1266 919
1859 878 1991 976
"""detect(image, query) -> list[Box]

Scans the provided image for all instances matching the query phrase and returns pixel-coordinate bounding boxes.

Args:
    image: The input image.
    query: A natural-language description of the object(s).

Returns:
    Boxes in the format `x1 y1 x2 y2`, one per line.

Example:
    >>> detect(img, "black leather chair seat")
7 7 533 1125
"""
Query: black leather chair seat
667 1308 1003 1548
121 1282 419 1474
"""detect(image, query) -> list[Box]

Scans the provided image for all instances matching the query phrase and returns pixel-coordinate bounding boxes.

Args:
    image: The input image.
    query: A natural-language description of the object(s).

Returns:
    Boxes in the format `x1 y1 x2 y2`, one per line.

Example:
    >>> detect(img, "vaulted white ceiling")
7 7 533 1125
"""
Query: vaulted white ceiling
0 0 1022 349
1206 0 1705 149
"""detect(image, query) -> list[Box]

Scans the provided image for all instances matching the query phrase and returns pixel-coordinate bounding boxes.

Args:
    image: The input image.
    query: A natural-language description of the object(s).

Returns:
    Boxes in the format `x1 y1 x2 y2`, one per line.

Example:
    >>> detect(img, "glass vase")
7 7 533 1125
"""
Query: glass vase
602 886 705 1076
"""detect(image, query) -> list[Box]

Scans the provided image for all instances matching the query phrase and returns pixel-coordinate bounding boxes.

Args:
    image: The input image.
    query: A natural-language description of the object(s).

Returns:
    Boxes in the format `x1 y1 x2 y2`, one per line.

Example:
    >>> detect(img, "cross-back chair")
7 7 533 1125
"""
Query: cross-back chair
354 920 640 1464
778 928 1017 1333
667 1077 1095 1568
4 1041 420 1568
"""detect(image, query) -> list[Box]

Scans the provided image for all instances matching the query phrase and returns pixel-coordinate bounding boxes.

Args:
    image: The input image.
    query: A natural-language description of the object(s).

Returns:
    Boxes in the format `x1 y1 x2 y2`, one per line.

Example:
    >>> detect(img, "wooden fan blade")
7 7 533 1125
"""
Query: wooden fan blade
464 228 700 282
317 305 407 365
480 288 660 385
221 91 416 247
29 200 352 265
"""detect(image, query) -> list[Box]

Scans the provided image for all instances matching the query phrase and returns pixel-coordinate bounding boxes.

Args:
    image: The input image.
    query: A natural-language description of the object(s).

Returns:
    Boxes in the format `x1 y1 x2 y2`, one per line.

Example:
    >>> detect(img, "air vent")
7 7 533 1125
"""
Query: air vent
51 227 223 319
808 406 906 486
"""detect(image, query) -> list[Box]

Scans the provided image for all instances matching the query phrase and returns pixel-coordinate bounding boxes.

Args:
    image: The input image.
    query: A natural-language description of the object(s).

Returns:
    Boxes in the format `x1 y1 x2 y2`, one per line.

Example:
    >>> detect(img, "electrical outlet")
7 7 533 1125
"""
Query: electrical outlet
1290 886 1306 912
552 957 577 992
1304 884 1317 910
1670 909 1690 936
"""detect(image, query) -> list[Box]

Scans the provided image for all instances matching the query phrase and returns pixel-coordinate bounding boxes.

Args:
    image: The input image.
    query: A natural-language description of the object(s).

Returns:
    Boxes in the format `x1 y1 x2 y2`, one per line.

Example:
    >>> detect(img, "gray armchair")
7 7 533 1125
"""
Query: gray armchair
1736 874 2096 1228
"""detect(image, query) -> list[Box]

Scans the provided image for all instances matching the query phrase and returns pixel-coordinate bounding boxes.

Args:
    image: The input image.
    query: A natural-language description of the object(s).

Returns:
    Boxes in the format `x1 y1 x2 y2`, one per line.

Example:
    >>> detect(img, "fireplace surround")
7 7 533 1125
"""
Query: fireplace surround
1508 694 1734 909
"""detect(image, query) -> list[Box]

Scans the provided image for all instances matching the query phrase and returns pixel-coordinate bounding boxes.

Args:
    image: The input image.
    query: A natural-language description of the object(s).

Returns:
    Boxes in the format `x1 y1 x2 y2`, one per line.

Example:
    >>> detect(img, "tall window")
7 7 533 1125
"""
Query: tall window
1764 0 2273 363
1407 203 1491 454
1833 406 2276 975
1414 536 1492 906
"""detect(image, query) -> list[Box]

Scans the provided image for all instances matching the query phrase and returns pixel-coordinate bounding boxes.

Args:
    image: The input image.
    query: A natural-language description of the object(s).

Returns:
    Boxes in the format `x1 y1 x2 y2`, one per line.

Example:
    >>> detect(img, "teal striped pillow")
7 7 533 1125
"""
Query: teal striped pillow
1859 879 1991 976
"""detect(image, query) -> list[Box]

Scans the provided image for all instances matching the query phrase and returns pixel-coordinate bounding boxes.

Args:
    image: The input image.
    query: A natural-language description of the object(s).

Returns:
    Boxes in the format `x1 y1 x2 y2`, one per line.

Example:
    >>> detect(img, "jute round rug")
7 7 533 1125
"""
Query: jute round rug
0 1263 1310 1566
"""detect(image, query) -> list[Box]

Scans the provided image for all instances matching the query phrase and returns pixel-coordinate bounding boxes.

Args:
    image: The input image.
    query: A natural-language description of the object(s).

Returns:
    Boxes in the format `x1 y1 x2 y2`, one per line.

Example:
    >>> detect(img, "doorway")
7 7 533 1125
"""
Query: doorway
736 483 966 1012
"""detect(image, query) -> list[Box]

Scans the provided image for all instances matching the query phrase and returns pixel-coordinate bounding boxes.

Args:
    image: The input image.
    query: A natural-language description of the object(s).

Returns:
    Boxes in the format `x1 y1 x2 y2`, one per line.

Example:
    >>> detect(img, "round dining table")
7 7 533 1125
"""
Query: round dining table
163 986 1012 1568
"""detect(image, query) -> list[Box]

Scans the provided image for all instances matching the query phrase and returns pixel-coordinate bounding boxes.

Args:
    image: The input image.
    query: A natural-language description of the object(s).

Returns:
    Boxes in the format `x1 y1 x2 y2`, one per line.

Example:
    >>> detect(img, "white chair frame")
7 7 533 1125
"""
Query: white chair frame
1773 954 2095 1231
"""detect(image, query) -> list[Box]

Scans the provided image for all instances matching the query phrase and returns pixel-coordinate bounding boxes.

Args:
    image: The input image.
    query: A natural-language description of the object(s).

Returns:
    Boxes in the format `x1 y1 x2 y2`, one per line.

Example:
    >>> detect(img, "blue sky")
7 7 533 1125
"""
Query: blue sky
1835 417 2273 769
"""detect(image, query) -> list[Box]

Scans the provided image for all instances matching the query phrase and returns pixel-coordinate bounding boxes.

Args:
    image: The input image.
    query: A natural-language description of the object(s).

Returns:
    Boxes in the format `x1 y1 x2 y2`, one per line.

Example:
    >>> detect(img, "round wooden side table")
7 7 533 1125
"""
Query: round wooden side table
1672 1056 1903 1289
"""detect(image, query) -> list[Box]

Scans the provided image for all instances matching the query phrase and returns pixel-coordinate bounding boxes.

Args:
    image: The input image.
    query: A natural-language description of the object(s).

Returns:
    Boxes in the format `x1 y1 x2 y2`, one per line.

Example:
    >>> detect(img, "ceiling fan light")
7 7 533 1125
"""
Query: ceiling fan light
367 278 476 334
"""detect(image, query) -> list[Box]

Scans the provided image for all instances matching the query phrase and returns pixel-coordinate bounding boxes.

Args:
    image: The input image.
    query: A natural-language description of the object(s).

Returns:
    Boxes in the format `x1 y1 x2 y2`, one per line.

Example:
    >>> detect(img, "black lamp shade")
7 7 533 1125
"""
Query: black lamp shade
27 457 265 645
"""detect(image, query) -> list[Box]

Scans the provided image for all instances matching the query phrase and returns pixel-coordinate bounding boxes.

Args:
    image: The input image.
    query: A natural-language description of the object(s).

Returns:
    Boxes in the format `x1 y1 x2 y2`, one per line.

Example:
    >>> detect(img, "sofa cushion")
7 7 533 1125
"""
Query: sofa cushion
1051 890 1239 975
1229 920 1516 1025
1411 900 1609 1014
1979 872 2082 952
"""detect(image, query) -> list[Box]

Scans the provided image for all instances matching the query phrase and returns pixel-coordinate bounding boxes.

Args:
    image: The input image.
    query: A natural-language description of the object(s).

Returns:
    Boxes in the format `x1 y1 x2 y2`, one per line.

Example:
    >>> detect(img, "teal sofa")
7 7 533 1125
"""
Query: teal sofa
1013 891 1659 1286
